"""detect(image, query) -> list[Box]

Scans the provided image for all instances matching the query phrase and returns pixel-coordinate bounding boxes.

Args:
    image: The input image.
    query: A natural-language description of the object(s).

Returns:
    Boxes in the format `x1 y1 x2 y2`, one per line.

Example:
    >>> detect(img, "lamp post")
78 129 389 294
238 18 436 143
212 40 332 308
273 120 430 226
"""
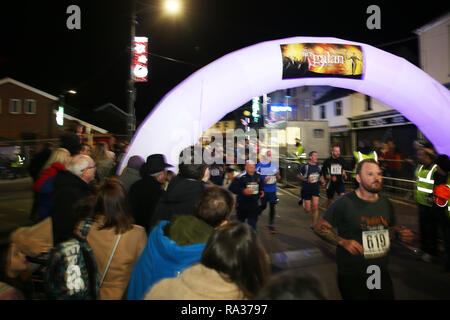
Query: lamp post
127 0 137 140
58 89 77 126
127 0 182 140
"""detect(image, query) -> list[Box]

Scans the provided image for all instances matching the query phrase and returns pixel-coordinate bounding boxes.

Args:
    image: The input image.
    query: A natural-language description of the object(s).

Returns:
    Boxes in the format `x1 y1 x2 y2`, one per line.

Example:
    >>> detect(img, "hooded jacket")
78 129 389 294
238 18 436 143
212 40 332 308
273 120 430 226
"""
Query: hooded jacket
50 170 93 245
144 264 244 300
10 217 53 258
148 175 206 230
126 215 213 300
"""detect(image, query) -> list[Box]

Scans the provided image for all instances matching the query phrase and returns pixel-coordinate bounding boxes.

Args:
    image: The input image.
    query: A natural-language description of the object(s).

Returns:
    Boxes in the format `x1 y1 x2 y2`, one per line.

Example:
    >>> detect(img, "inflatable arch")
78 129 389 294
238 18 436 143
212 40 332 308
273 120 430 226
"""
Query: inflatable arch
118 36 450 173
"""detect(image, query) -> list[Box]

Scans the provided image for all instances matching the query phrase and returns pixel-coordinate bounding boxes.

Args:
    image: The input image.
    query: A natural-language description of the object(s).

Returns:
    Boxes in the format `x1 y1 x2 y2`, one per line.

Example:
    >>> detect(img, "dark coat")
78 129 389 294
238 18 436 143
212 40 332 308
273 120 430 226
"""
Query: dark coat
128 176 165 231
148 175 206 231
228 171 263 219
60 132 81 156
50 170 93 245
28 148 52 181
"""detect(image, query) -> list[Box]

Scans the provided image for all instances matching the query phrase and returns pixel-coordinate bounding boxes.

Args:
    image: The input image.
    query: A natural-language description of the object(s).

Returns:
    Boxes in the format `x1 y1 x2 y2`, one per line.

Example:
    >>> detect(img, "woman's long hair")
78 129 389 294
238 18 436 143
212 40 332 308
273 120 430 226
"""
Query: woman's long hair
201 221 270 299
41 148 71 172
92 178 134 234
92 142 113 162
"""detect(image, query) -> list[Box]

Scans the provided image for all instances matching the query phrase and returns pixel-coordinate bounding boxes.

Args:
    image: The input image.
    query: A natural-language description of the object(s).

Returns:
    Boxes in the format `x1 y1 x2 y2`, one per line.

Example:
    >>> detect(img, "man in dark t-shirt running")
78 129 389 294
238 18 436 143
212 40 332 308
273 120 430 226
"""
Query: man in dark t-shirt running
314 159 414 300
321 145 348 208
298 151 325 228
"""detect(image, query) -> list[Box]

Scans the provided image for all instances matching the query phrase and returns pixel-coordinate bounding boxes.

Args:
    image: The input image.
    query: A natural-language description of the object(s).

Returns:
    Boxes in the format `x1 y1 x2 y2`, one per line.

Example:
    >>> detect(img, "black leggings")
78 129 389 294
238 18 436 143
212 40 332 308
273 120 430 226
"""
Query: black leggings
261 202 276 225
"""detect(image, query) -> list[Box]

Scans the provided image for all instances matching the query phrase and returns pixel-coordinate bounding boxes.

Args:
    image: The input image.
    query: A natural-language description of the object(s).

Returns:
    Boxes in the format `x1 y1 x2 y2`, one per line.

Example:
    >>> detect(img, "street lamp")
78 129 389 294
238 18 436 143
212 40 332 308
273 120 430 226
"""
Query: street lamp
127 0 183 140
58 89 77 127
164 0 182 15
59 89 77 107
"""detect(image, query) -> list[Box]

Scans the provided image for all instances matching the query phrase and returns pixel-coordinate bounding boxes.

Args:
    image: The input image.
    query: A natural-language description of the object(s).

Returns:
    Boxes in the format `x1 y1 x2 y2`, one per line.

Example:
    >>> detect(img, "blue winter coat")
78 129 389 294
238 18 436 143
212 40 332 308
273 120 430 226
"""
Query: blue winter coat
126 220 207 300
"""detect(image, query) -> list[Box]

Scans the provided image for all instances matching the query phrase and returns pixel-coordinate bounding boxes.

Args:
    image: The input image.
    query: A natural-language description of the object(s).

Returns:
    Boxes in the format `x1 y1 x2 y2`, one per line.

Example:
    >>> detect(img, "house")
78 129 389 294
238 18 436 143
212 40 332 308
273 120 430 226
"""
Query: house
0 77 59 141
266 86 332 123
88 103 129 136
0 77 110 143
414 13 450 86
0 76 112 170
312 88 418 158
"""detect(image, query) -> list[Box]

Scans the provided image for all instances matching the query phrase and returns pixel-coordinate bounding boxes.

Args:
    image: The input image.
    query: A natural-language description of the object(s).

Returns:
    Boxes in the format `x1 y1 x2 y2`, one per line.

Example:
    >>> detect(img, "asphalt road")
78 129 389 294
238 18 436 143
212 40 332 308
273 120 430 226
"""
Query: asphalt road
254 185 450 300
0 177 35 244
1 177 449 299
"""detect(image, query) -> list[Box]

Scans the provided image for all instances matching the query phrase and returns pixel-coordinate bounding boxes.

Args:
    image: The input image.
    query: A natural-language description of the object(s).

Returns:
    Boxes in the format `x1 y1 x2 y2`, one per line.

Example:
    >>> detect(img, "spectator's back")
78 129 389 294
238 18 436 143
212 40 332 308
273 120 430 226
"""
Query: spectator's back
51 155 96 245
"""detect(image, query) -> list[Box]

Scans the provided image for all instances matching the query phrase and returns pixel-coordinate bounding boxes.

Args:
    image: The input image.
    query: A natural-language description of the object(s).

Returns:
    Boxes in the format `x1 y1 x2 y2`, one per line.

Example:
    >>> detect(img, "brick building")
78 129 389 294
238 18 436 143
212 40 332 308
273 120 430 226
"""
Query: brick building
0 77 108 143
0 77 59 141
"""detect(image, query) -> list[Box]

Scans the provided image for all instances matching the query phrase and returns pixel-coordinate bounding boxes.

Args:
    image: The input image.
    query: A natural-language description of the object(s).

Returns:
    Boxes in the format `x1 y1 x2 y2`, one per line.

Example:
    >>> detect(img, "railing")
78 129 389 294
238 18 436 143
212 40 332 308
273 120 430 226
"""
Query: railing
0 135 120 179
279 157 417 203
0 139 61 179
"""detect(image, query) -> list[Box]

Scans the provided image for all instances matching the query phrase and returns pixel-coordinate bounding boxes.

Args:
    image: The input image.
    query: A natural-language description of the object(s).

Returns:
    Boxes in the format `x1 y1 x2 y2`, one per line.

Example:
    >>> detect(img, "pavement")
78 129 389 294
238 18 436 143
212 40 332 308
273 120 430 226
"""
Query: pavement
0 177 35 244
1 177 450 299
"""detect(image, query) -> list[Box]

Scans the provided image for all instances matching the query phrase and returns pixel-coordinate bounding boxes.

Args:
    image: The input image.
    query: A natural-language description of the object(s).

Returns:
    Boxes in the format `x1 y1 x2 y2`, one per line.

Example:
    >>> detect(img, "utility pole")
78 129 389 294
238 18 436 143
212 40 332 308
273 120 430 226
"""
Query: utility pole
127 0 137 140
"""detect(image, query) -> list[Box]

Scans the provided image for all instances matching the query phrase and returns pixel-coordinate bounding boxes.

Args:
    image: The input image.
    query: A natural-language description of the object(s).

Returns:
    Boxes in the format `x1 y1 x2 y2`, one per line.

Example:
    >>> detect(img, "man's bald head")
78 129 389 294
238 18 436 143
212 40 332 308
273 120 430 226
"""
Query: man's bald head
67 154 96 183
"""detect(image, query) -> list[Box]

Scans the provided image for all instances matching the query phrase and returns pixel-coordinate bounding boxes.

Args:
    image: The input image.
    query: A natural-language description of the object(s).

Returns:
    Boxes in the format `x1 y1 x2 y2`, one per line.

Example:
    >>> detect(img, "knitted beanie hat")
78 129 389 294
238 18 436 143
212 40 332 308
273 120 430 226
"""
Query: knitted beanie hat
127 155 145 170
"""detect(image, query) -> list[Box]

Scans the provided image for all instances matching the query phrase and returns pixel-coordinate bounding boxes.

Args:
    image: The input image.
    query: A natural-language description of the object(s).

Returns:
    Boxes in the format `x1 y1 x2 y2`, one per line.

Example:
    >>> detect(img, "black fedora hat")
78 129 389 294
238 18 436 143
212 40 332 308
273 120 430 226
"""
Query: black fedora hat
145 154 172 174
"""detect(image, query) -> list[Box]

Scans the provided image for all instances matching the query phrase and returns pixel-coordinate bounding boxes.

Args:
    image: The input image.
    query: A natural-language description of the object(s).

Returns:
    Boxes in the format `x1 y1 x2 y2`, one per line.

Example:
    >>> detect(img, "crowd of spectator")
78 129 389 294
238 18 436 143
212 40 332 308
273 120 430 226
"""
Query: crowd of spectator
0 124 326 300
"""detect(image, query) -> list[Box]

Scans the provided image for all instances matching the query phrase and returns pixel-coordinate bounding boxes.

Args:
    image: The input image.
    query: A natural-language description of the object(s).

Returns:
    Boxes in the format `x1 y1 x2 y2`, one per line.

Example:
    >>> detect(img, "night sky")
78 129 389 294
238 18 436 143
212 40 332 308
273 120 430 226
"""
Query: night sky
0 0 447 125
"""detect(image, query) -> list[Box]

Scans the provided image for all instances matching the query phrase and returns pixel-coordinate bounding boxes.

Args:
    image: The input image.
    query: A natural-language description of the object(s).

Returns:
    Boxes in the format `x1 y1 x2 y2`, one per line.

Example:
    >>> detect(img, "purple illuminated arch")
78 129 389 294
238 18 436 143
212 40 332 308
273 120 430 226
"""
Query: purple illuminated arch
118 36 450 173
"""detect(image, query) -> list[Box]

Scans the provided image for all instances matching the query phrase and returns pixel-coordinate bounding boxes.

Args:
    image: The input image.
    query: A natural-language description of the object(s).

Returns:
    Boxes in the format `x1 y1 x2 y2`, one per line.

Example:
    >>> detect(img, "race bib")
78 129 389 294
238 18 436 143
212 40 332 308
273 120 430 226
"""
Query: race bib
210 168 220 176
309 173 320 184
266 175 277 184
362 229 390 259
247 182 259 195
330 164 342 175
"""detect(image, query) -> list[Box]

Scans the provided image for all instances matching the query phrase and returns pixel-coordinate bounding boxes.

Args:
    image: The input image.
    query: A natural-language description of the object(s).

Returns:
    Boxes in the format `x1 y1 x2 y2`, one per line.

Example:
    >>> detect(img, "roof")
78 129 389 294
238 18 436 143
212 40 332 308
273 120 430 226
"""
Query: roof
93 103 129 117
0 77 58 101
53 110 108 134
414 12 450 34
313 87 355 105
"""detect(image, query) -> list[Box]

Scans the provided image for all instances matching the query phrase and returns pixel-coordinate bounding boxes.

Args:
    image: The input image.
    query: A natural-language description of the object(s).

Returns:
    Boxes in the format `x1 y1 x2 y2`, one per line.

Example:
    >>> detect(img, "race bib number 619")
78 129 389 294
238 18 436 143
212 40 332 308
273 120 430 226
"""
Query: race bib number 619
362 229 390 259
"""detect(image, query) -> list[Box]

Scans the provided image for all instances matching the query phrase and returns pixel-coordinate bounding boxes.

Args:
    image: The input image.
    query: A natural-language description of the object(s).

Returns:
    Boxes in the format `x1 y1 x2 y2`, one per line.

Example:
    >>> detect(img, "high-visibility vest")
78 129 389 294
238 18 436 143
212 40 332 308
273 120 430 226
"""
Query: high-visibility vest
353 150 378 163
352 151 378 177
295 145 307 163
415 164 437 207
10 155 24 168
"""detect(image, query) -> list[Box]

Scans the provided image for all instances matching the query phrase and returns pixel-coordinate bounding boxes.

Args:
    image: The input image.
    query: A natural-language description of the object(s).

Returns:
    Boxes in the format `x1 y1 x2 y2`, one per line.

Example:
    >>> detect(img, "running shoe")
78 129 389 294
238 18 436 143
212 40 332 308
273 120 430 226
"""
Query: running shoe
268 225 276 234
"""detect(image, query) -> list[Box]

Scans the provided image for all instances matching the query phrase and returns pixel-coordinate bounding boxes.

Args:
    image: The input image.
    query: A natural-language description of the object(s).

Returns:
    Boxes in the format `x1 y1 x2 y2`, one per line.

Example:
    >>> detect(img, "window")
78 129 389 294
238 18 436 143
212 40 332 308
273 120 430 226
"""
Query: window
365 95 372 111
24 99 36 114
320 105 326 119
335 101 342 116
9 99 21 114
